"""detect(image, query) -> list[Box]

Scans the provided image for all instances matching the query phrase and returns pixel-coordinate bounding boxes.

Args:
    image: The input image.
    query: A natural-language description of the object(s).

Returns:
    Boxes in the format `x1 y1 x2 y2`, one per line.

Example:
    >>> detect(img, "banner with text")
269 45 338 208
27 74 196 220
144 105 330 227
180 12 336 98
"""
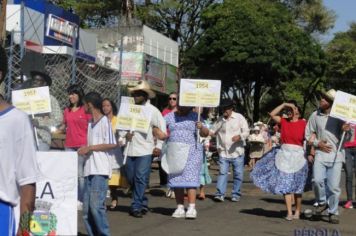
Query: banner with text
29 151 77 236
12 86 51 115
330 90 356 124
116 103 152 133
179 79 221 107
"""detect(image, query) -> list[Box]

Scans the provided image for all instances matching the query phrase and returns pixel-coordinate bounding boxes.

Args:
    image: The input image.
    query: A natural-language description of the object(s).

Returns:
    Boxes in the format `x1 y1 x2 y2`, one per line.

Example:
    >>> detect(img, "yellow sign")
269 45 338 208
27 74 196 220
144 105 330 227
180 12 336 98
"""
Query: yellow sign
116 103 152 133
179 79 221 107
12 86 52 115
330 91 356 124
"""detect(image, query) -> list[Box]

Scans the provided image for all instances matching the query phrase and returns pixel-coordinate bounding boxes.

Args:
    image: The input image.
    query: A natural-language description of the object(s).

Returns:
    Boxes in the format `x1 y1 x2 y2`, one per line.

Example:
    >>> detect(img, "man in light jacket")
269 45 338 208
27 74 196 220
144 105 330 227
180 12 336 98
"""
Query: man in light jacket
210 99 249 202
305 89 350 224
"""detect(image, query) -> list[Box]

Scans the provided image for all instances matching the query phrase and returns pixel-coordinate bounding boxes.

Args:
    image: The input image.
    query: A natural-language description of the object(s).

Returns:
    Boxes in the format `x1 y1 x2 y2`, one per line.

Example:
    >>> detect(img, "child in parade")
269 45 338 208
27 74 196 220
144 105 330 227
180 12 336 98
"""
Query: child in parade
78 92 116 236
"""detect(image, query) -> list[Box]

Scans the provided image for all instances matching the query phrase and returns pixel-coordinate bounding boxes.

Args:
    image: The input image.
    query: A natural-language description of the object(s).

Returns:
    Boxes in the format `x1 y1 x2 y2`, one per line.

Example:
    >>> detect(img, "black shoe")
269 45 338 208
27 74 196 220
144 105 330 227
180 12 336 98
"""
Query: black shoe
314 203 328 215
329 214 339 224
129 210 143 218
141 207 149 215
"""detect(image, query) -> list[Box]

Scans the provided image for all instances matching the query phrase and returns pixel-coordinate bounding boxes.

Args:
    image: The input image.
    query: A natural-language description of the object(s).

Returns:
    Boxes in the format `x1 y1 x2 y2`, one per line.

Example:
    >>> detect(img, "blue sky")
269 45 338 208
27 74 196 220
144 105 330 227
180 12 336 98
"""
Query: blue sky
323 0 356 41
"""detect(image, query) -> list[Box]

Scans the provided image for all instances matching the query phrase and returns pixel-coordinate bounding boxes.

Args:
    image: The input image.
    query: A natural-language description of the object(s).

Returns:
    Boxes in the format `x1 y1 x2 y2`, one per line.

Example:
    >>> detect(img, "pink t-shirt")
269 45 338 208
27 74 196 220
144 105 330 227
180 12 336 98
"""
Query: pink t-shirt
64 106 91 148
162 108 173 117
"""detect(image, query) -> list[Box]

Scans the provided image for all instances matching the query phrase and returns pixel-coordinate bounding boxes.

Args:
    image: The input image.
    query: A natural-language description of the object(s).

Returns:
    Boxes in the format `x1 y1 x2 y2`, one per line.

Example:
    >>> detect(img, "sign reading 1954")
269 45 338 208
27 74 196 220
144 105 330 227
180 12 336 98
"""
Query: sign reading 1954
196 82 209 89
46 14 78 45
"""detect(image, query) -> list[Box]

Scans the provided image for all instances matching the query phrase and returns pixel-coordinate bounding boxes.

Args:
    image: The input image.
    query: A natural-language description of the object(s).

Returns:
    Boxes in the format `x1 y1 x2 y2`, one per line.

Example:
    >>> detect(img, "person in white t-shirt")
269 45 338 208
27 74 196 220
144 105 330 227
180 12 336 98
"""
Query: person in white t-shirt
0 45 39 236
78 92 117 236
119 81 167 218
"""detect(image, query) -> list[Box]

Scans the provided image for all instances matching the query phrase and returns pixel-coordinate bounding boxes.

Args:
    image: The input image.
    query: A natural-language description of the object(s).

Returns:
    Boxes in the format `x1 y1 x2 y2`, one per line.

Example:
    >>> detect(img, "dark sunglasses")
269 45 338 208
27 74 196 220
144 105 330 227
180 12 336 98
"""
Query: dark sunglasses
169 97 177 101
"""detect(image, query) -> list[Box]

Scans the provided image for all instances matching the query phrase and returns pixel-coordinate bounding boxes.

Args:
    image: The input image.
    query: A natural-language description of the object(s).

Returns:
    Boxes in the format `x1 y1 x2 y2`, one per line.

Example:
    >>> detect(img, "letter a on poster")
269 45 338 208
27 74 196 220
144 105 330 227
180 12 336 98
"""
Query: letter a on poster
28 152 77 236
179 79 221 107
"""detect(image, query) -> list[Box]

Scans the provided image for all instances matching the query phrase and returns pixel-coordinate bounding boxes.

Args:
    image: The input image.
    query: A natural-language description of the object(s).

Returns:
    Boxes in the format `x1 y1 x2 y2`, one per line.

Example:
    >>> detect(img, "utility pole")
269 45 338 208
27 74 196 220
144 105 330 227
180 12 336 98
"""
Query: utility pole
0 0 7 46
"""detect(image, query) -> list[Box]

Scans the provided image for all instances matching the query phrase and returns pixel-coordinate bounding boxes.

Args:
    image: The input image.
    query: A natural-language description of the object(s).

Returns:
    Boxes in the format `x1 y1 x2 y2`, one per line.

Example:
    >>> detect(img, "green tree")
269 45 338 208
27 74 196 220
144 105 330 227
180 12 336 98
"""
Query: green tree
281 0 336 34
136 0 216 64
326 22 356 95
53 0 133 27
185 0 327 121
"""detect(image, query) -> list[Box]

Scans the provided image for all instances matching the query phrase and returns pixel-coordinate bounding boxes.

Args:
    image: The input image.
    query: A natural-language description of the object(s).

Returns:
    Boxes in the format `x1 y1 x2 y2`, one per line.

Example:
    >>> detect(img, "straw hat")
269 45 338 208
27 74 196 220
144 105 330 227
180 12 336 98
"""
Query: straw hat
128 80 156 99
252 126 260 131
254 121 264 126
320 89 336 102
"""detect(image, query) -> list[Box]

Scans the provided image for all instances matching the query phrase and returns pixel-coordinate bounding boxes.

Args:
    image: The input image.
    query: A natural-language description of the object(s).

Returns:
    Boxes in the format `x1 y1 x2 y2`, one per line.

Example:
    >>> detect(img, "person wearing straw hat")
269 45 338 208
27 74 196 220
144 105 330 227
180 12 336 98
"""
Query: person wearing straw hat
0 46 39 235
305 89 351 224
248 126 265 169
119 80 167 218
210 99 249 202
26 69 62 151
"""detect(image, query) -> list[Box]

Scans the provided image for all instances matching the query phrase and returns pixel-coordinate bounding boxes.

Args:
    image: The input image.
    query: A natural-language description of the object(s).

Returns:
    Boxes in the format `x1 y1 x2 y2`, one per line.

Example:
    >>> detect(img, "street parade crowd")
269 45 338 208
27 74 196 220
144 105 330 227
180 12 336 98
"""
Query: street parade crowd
1 43 356 236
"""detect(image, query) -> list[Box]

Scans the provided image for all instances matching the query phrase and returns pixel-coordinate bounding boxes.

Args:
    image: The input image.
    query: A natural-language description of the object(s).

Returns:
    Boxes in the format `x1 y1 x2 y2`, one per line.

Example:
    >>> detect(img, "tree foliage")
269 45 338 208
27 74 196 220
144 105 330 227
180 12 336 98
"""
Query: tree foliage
280 0 336 34
53 0 133 27
326 22 356 94
185 0 327 121
136 0 216 61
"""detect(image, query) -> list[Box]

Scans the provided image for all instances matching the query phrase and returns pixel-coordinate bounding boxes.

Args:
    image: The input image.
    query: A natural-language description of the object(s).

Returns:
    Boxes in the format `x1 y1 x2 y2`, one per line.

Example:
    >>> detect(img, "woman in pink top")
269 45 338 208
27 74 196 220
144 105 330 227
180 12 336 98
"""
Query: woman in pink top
60 84 91 206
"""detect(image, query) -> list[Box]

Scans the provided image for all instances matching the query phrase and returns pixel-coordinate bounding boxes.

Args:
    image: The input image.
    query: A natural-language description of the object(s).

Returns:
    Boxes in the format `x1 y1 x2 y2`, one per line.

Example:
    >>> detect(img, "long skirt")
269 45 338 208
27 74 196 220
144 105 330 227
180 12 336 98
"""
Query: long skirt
250 144 308 195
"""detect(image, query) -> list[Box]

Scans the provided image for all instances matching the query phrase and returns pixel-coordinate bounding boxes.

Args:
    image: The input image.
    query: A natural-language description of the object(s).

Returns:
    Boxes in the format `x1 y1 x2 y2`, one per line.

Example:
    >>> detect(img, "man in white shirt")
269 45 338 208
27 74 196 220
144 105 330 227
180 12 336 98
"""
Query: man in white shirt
0 45 38 235
120 81 166 218
210 99 249 202
78 92 117 235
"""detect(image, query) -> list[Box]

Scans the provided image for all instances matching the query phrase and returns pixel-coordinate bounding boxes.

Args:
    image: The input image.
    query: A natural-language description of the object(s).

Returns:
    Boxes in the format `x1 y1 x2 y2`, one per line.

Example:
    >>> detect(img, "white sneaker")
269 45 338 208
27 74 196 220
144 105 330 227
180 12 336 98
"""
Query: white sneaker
185 208 197 219
172 208 185 218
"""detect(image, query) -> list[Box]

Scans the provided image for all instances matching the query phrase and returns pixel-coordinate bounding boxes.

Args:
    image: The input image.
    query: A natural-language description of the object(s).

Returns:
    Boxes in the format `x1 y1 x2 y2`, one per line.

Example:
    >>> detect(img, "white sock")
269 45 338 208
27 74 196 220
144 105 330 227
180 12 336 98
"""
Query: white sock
177 204 184 210
188 203 195 209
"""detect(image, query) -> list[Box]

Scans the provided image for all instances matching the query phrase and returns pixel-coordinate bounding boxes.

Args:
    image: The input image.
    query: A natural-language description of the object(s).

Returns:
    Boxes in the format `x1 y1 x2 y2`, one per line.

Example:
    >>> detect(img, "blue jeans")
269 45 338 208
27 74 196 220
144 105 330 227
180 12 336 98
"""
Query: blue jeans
215 156 245 198
83 175 110 236
65 147 85 202
125 155 152 211
313 156 342 215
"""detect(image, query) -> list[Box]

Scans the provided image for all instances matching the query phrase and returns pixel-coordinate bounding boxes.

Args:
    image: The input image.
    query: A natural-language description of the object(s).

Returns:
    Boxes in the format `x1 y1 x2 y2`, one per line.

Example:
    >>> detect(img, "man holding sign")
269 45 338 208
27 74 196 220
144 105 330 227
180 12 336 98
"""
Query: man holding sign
0 46 39 235
305 89 350 224
119 81 166 218
26 71 62 151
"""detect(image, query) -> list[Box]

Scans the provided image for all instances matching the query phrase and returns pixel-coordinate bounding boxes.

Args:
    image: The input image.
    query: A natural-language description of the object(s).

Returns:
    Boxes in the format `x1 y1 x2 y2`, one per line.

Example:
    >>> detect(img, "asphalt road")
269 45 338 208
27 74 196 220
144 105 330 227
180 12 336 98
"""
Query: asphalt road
78 163 356 236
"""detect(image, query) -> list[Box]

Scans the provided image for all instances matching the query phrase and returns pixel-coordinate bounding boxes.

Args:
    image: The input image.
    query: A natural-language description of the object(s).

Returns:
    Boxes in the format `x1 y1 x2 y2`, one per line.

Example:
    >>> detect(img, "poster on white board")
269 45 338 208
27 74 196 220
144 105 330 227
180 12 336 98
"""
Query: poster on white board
28 151 78 236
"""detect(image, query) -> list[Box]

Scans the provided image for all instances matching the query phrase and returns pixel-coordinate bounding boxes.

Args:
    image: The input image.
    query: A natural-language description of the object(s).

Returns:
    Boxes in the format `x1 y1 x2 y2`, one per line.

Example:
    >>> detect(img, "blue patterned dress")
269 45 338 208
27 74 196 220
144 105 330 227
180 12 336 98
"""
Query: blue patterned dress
250 119 308 195
165 111 204 188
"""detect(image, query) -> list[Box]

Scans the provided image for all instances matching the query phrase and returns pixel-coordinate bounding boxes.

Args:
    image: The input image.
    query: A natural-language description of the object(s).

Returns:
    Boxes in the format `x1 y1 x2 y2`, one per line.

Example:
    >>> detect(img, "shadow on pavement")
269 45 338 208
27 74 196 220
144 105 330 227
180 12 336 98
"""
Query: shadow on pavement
149 188 166 197
261 197 317 207
240 208 285 219
107 204 131 213
150 207 175 216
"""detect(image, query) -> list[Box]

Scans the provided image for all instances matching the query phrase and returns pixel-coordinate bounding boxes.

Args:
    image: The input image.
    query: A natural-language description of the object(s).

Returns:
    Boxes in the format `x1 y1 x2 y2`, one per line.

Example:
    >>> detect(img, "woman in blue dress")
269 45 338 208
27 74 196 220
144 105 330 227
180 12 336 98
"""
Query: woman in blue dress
251 101 308 221
165 105 209 219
